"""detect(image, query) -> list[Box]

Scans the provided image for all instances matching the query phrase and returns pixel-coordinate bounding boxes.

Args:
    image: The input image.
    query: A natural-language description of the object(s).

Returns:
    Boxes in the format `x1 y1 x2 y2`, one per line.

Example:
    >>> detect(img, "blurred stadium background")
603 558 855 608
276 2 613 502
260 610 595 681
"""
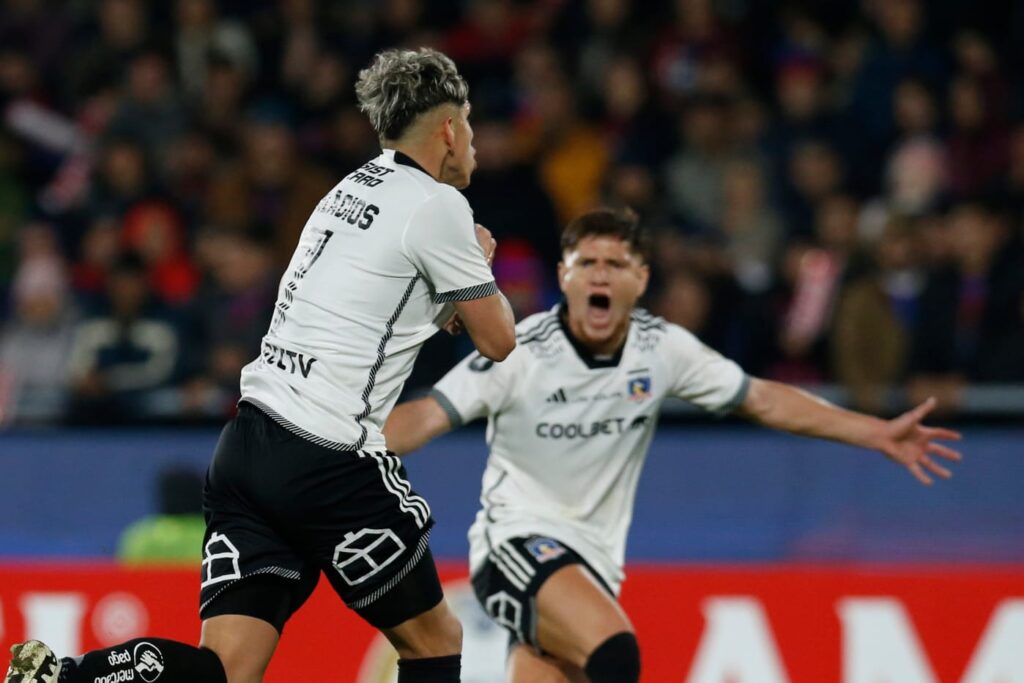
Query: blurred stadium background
0 0 1022 680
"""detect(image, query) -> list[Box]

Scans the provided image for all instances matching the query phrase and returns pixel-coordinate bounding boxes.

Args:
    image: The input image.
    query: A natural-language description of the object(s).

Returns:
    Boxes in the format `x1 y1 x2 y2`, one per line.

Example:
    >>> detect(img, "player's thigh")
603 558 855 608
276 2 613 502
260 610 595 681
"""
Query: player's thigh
201 409 321 631
534 564 634 669
282 443 451 652
507 643 587 683
199 614 278 683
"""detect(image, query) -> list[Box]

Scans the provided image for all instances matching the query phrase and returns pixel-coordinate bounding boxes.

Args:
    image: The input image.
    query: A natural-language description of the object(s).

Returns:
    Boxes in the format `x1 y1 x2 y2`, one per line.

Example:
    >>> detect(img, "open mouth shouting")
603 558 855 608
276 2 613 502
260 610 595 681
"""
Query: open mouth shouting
586 292 613 329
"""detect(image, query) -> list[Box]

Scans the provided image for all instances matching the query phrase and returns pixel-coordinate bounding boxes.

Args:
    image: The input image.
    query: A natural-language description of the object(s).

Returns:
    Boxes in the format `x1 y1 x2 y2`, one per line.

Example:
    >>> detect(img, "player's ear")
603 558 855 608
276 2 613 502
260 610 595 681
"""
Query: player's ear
442 117 456 151
636 262 650 298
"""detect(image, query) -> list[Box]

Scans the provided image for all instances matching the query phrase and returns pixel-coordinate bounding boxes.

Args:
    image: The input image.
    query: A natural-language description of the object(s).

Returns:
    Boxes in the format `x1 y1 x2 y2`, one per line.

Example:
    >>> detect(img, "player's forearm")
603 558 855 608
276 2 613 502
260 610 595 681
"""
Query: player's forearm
382 397 453 455
456 292 516 361
738 378 886 450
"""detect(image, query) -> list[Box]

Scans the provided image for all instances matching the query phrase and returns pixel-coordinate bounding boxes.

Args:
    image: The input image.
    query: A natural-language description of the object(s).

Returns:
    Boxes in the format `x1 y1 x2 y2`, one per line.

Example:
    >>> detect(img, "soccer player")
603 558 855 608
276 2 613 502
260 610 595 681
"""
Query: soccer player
382 208 963 683
5 48 515 683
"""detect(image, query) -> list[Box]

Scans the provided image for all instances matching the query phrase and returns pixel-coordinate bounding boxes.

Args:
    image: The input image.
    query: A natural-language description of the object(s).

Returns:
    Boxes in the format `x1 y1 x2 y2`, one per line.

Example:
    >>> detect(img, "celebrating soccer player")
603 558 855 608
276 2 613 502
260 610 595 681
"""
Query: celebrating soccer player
5 48 514 683
383 208 963 683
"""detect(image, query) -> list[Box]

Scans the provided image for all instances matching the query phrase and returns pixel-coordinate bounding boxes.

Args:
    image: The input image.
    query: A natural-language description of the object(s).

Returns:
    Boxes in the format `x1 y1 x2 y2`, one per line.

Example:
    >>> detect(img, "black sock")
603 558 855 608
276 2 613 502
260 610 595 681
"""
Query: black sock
397 654 461 682
59 638 226 683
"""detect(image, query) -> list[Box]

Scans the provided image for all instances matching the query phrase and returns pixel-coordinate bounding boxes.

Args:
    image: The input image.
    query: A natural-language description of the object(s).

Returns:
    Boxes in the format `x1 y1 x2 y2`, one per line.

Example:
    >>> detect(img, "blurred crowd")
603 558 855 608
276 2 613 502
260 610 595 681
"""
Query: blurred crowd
1 0 1023 425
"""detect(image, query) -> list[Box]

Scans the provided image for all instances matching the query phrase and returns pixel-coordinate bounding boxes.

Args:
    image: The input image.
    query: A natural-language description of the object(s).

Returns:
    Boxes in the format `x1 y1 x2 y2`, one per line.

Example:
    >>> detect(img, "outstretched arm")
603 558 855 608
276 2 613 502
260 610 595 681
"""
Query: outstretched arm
383 396 454 456
736 378 963 485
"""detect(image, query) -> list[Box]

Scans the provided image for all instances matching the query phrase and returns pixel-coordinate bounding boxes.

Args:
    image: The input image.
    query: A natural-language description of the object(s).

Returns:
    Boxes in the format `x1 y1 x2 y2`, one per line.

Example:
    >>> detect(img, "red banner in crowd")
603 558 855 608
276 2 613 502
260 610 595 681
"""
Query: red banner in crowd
0 563 1021 682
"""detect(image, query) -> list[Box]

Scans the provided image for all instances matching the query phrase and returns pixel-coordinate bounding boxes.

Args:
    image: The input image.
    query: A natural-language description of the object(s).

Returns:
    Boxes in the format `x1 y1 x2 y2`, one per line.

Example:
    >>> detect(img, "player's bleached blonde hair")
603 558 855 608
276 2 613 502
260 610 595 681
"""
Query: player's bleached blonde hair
355 48 469 142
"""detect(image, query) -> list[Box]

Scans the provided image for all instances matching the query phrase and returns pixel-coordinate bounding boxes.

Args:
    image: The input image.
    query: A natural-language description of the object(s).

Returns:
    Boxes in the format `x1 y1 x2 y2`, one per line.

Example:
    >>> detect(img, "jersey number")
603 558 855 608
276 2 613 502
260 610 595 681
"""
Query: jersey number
270 228 333 333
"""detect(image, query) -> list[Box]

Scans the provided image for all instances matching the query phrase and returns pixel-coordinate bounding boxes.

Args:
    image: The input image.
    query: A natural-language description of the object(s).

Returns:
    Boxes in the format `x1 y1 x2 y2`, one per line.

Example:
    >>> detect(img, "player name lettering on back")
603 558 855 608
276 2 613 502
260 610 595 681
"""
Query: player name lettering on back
261 341 318 378
314 189 380 229
536 415 649 439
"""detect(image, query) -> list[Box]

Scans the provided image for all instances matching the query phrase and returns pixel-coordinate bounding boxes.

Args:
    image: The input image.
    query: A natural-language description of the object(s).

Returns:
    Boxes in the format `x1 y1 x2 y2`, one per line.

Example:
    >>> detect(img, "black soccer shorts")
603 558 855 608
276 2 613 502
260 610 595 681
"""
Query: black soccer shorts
471 535 614 649
199 402 441 630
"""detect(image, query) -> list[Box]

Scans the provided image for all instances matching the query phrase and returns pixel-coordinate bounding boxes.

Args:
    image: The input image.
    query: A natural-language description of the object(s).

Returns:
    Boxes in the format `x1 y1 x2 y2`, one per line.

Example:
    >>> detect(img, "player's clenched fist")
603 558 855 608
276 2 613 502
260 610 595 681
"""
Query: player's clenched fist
475 224 496 265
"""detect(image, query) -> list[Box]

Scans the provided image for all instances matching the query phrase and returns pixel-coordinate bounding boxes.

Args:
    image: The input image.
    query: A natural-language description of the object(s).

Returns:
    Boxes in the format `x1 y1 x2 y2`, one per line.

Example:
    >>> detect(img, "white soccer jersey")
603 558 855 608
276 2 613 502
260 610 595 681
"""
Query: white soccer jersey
432 305 749 594
240 149 496 451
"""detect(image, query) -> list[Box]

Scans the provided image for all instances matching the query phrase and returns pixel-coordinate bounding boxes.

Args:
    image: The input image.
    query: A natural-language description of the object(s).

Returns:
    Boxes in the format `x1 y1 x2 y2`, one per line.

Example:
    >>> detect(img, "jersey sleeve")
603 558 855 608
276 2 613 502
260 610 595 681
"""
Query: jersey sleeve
402 188 498 302
429 347 520 427
665 324 750 415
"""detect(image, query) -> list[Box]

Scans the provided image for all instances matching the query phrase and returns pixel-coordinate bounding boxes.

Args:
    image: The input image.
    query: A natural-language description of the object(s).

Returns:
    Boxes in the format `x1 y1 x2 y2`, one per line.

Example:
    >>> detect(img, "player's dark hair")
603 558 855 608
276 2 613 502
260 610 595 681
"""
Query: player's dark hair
560 208 649 262
355 48 469 142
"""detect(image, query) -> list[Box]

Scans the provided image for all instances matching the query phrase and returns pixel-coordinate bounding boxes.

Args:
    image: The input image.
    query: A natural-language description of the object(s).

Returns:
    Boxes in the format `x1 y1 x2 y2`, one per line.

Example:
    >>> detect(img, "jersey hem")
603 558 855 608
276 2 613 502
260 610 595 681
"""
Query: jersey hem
240 397 364 451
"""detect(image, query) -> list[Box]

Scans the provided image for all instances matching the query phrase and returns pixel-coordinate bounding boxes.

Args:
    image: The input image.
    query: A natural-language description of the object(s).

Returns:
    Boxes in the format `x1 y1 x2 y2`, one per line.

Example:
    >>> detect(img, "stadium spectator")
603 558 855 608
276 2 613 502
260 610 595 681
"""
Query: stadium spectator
182 229 276 416
461 117 560 270
205 109 333 261
0 0 1020 424
651 0 737 103
945 75 1009 198
782 139 844 239
90 137 157 217
174 0 258 102
162 127 217 223
909 202 1024 408
0 134 27 288
66 253 183 422
105 49 188 157
443 0 532 80
849 0 946 144
719 159 782 294
653 270 711 341
0 224 75 423
664 93 737 232
526 74 609 225
70 216 120 309
120 201 199 307
833 216 924 412
321 104 381 174
66 0 149 103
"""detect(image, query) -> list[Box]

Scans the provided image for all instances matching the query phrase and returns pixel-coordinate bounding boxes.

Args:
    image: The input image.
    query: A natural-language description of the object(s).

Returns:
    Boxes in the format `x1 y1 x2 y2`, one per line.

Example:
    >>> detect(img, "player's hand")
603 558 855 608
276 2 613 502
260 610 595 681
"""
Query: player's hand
877 397 962 485
475 224 496 266
443 312 465 335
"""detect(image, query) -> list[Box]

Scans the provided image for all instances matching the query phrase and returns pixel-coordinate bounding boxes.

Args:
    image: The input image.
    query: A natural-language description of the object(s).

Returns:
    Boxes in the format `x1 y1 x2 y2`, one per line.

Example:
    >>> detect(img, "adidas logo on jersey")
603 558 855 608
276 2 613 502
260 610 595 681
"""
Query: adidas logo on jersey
545 388 568 403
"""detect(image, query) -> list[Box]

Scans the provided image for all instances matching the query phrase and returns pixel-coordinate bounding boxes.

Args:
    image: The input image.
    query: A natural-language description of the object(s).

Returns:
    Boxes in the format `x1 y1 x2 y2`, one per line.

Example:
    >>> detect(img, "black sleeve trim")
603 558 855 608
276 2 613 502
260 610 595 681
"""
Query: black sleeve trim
428 388 464 428
433 280 498 303
717 374 751 415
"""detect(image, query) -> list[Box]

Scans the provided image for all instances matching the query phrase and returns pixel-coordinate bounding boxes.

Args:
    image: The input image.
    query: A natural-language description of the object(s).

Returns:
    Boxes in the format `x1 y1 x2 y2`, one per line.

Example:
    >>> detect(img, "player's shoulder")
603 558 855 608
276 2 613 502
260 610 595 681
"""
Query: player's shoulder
414 182 472 220
630 307 668 332
629 308 705 354
515 308 562 344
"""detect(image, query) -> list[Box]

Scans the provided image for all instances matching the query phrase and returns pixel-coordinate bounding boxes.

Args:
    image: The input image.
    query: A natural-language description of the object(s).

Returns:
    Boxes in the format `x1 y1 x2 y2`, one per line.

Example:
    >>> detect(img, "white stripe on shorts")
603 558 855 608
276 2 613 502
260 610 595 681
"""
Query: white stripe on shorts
491 552 529 591
360 451 430 528
500 542 537 578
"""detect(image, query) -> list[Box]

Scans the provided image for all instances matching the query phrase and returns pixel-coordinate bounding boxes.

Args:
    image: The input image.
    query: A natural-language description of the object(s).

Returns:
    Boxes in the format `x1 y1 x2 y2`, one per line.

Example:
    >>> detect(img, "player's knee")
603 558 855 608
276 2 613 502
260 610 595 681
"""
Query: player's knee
427 609 462 656
390 607 462 659
583 631 640 683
